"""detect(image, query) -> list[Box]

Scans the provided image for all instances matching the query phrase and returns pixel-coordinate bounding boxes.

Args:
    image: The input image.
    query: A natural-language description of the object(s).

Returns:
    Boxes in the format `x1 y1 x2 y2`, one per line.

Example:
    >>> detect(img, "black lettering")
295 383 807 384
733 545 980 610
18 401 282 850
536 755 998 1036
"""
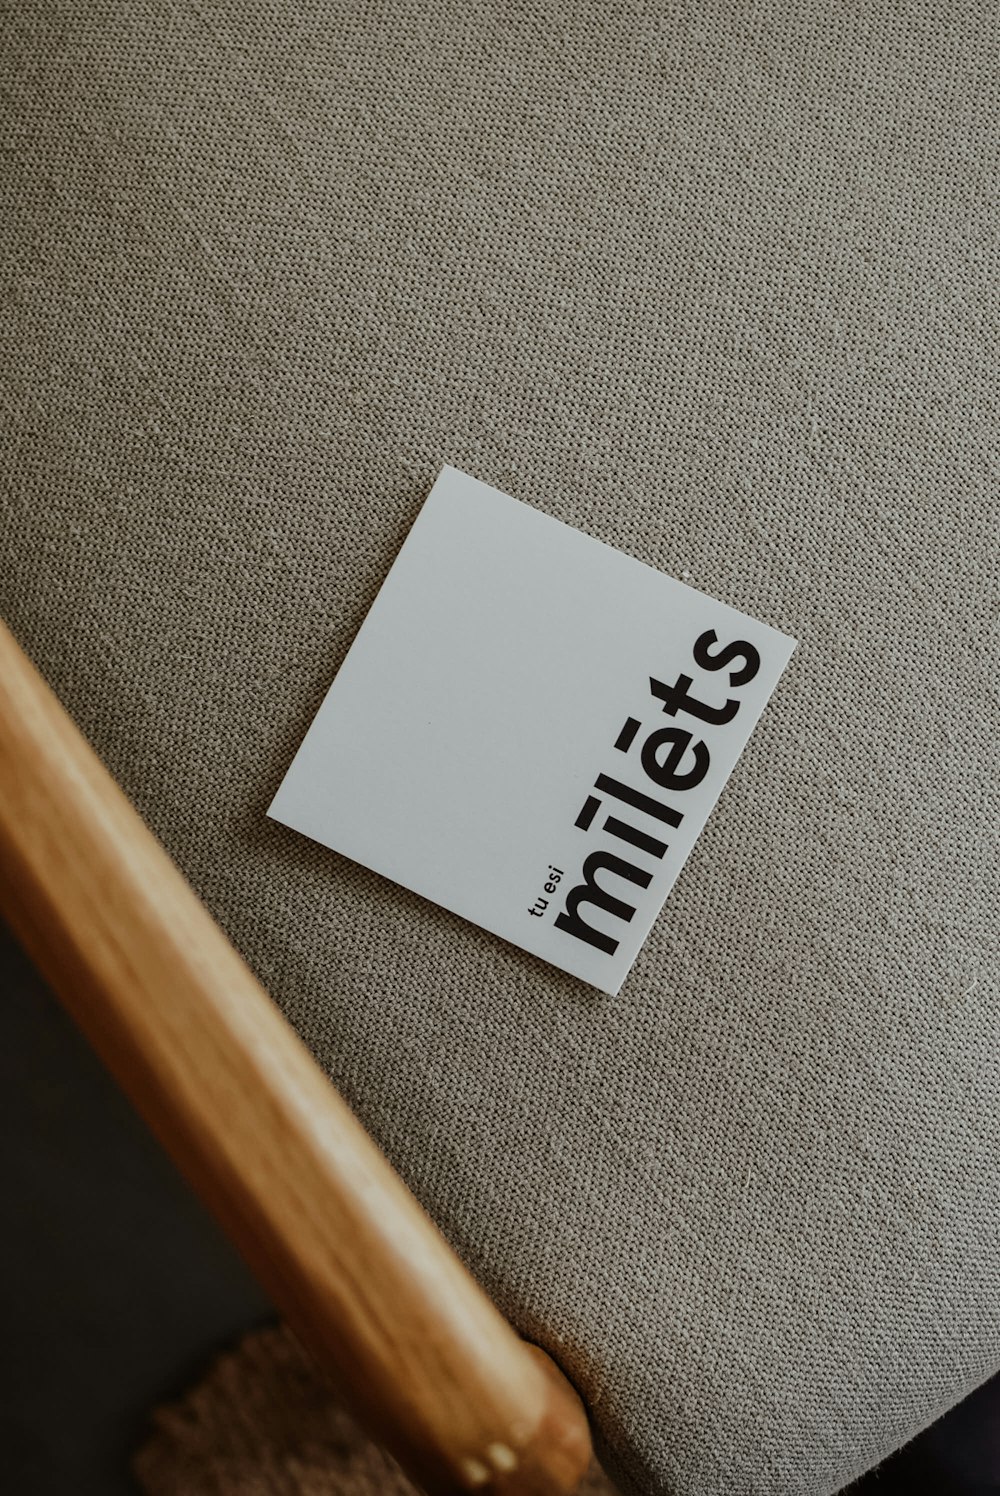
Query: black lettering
575 795 601 831
692 629 760 687
649 672 738 725
603 814 668 860
614 717 641 752
555 850 653 956
640 727 710 791
594 772 684 827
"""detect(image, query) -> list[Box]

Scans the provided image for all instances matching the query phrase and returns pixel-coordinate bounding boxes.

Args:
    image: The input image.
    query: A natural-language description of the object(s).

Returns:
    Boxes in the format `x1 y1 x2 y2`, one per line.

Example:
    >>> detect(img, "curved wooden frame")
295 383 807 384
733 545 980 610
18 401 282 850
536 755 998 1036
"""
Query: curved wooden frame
0 619 591 1495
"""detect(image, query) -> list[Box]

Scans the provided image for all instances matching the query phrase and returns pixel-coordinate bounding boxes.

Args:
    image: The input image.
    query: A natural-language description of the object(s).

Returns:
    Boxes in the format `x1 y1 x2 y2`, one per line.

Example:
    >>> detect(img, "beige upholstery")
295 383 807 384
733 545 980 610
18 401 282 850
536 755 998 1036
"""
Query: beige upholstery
2 5 998 1493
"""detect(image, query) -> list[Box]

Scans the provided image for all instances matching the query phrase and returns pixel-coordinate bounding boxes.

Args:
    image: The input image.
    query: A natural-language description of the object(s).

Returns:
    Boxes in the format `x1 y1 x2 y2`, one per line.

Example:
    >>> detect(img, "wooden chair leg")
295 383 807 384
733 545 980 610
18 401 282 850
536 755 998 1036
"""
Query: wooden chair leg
0 619 592 1496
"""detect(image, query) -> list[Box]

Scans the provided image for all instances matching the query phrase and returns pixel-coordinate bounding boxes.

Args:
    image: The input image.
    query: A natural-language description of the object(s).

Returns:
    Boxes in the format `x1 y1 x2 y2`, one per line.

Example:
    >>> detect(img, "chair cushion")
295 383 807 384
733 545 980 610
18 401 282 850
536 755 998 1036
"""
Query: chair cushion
2 5 998 1493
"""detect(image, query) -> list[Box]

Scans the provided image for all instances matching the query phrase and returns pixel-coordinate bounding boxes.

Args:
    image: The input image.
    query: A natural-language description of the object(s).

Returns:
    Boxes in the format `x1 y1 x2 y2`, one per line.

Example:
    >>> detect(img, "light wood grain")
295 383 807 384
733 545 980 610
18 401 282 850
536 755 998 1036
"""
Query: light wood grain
0 618 591 1495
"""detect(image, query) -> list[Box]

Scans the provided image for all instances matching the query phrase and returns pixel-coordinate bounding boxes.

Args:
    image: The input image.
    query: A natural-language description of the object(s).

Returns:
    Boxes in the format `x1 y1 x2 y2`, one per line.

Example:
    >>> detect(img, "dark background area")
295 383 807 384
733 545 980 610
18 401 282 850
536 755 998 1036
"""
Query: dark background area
0 923 269 1494
2 919 996 1494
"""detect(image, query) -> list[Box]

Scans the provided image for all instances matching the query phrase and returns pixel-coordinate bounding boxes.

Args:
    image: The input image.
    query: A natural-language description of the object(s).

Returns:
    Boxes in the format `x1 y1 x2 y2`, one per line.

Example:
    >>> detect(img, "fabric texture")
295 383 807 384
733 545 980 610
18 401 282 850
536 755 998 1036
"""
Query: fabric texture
134 1323 618 1495
1 4 998 1493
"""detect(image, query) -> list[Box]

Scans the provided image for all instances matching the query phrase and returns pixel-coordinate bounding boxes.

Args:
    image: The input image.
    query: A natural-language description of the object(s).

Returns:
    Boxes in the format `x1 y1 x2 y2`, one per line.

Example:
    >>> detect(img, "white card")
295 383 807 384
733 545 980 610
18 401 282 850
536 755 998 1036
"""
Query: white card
269 466 796 994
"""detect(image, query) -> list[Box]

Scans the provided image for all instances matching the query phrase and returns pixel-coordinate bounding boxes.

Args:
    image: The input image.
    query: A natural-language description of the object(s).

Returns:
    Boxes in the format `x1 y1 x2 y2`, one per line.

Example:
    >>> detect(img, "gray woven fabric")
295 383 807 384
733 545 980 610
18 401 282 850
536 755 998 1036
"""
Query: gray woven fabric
2 4 998 1493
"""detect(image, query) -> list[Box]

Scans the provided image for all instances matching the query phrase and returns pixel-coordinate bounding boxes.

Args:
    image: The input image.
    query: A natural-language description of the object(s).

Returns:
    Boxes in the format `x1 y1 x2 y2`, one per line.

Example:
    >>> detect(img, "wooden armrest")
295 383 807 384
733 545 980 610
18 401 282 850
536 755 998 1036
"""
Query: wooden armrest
0 618 591 1495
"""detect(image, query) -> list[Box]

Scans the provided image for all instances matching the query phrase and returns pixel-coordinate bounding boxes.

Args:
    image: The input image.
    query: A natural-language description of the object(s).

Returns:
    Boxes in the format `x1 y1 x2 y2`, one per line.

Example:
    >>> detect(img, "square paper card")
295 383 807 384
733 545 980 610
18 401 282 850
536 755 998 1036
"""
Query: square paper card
269 466 795 994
